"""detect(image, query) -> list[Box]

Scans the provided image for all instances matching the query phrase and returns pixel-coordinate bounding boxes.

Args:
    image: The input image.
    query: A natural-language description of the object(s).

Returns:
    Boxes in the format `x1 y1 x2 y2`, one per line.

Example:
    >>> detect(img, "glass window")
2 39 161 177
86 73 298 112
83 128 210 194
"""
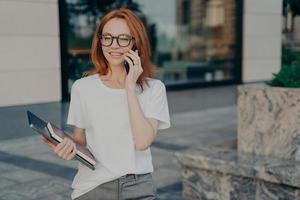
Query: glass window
63 0 240 96
282 0 300 65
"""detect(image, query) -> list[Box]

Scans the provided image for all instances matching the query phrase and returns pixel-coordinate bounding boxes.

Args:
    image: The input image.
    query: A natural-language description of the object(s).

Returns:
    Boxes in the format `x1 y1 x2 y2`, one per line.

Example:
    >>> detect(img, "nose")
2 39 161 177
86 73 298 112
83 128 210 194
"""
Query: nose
111 38 119 48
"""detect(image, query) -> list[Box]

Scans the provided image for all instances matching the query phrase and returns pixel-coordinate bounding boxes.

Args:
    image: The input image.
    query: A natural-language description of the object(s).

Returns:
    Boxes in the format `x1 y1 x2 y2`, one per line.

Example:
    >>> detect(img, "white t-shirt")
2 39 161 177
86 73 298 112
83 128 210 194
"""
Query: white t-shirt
67 74 170 199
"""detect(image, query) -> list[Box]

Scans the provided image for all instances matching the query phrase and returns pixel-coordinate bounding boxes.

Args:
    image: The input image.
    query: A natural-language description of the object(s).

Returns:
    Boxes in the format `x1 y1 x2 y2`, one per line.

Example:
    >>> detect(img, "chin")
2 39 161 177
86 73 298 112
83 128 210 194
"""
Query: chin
108 60 124 67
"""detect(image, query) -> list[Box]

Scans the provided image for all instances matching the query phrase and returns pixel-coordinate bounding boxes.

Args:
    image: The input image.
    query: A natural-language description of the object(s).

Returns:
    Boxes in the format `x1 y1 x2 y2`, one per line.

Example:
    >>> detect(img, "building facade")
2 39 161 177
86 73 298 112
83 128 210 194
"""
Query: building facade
0 0 282 107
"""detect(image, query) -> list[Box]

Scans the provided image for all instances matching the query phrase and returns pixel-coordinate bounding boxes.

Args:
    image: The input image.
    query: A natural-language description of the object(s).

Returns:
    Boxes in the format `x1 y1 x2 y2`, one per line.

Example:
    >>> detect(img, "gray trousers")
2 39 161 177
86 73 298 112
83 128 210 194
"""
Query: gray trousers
75 173 157 200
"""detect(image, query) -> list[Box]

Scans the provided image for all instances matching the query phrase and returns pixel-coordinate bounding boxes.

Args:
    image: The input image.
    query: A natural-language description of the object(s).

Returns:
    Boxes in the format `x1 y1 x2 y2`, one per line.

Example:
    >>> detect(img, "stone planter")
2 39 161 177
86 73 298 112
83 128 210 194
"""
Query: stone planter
175 146 300 199
175 84 300 200
238 85 300 160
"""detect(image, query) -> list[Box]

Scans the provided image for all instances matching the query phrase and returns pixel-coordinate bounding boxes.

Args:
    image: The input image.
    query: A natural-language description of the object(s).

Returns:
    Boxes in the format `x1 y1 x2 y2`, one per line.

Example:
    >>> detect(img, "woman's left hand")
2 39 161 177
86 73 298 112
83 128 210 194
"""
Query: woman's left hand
124 49 143 91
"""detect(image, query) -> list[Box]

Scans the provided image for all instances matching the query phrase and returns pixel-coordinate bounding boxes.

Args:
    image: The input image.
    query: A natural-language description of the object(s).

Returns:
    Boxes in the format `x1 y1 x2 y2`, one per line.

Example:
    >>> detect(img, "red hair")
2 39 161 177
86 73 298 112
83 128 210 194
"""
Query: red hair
83 8 157 89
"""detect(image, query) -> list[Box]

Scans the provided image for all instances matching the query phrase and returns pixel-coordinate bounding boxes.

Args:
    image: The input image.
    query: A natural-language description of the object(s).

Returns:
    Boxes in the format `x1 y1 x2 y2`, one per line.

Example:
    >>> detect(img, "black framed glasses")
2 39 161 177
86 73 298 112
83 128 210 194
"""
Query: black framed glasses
99 33 135 47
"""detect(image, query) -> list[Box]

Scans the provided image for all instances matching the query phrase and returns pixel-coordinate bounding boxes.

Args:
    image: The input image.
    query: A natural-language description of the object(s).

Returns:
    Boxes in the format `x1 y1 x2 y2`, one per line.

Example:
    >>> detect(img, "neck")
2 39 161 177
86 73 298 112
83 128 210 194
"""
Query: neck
105 64 126 83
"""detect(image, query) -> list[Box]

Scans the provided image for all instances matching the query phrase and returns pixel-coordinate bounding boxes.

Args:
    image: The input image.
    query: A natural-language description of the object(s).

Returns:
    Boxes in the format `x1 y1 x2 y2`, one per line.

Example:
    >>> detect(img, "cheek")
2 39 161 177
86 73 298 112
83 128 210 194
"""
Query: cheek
102 47 110 59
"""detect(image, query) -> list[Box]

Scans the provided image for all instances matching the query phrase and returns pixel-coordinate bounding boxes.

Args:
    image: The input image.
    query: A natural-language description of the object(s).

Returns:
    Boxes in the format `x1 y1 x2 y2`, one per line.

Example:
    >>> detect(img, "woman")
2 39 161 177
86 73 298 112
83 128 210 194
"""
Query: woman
43 7 170 200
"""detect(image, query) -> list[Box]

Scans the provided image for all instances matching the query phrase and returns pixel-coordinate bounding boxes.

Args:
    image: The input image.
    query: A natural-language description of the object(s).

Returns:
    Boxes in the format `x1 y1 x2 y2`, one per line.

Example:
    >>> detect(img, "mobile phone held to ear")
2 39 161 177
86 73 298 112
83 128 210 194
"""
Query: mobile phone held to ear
124 46 137 74
124 60 130 74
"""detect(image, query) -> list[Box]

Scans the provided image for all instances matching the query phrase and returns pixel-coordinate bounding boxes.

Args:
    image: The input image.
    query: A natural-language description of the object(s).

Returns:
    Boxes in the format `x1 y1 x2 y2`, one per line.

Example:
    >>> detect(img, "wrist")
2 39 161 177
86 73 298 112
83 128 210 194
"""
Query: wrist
126 83 136 92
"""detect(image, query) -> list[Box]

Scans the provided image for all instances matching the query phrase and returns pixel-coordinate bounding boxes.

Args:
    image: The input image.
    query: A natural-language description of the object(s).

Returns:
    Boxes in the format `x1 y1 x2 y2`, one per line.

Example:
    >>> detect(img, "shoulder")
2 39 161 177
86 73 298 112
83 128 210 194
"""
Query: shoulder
71 74 97 92
145 78 166 90
144 78 166 95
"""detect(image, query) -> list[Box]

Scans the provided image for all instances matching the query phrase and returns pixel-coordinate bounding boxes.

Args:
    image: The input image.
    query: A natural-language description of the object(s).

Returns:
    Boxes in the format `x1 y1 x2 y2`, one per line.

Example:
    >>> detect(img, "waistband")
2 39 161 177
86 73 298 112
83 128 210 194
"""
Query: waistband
120 173 151 180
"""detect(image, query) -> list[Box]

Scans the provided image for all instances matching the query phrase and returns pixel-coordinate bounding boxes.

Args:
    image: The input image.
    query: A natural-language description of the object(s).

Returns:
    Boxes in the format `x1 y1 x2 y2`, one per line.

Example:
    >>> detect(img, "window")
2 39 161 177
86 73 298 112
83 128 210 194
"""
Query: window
61 0 241 99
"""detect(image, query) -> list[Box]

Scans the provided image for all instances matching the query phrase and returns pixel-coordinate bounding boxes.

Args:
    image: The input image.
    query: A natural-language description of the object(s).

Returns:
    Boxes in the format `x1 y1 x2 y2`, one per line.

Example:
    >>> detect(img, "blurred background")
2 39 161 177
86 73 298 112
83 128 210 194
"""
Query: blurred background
0 0 299 199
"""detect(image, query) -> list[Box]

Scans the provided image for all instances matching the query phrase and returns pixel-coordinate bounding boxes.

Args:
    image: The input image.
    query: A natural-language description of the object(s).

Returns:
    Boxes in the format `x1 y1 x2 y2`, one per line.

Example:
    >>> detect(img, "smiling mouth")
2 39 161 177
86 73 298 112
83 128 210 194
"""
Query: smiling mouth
109 52 123 56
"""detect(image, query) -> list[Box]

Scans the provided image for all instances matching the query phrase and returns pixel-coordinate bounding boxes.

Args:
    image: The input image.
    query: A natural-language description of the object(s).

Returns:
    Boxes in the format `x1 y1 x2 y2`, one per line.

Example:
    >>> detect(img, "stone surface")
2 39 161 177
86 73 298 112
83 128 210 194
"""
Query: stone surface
175 85 300 199
181 167 256 200
176 146 300 200
238 85 300 160
259 180 300 200
176 146 300 188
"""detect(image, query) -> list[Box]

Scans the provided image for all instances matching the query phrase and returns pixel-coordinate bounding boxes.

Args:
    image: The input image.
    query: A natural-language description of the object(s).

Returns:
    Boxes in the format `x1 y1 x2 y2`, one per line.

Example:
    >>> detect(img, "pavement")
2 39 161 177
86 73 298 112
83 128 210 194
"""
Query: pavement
0 85 237 200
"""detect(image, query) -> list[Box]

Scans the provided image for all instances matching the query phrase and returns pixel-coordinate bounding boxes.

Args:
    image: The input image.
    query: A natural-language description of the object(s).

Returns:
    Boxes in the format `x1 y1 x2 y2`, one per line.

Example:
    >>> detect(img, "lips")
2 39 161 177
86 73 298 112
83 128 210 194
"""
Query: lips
109 52 123 57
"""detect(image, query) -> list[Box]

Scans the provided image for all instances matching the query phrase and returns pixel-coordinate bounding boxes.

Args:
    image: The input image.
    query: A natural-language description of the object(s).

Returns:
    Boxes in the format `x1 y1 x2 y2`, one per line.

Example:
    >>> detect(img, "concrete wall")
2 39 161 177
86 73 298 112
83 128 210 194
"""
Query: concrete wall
0 0 61 107
242 0 282 82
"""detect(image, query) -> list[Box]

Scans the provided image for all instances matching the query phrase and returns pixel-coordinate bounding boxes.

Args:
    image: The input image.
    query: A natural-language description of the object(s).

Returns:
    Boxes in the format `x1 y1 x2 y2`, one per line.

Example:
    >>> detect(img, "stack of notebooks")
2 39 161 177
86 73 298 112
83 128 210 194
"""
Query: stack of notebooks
27 111 96 170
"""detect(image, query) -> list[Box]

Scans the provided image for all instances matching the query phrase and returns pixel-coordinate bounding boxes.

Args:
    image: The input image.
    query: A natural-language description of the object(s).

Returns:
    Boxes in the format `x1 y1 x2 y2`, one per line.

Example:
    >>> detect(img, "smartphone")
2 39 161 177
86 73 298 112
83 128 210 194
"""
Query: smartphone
124 46 137 74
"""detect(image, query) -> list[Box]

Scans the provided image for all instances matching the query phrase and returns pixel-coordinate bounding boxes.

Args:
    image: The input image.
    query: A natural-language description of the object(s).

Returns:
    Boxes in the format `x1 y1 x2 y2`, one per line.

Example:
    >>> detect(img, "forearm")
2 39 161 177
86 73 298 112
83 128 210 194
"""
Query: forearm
126 89 156 150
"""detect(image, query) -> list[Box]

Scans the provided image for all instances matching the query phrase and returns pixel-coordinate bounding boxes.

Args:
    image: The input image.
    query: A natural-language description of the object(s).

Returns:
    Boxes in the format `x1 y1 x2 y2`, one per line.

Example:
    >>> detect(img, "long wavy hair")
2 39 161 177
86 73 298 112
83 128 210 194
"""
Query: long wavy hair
83 8 157 90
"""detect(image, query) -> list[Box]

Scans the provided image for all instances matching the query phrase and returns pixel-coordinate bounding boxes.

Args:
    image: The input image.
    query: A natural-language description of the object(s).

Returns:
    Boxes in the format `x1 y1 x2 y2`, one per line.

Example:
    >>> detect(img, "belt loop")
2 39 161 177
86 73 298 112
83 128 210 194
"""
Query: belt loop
134 174 138 181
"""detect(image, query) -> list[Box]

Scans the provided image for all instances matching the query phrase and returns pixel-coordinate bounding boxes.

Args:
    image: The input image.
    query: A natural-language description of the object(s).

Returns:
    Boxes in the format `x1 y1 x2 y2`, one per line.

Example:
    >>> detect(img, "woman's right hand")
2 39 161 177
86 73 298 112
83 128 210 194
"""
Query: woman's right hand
54 137 77 160
40 136 77 160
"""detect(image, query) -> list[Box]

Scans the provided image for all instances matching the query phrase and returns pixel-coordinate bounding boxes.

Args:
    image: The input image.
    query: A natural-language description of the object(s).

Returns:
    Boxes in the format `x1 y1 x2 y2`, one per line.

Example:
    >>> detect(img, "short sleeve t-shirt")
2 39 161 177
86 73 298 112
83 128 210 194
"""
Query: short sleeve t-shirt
67 74 170 199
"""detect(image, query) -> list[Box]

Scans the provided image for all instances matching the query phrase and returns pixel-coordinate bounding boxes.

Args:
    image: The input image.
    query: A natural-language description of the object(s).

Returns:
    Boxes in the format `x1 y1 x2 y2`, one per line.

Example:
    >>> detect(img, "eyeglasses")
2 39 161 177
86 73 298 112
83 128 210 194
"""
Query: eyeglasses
99 33 135 47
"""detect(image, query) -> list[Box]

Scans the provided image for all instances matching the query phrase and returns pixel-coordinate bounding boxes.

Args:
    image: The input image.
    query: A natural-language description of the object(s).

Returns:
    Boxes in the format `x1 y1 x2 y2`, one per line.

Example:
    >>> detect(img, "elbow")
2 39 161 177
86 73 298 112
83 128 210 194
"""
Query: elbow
133 128 156 151
135 142 150 151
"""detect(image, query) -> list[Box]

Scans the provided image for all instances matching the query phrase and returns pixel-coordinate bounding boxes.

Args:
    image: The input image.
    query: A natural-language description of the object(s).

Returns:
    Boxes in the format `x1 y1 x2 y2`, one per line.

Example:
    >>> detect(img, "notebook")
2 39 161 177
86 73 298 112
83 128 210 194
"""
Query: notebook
27 110 96 170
